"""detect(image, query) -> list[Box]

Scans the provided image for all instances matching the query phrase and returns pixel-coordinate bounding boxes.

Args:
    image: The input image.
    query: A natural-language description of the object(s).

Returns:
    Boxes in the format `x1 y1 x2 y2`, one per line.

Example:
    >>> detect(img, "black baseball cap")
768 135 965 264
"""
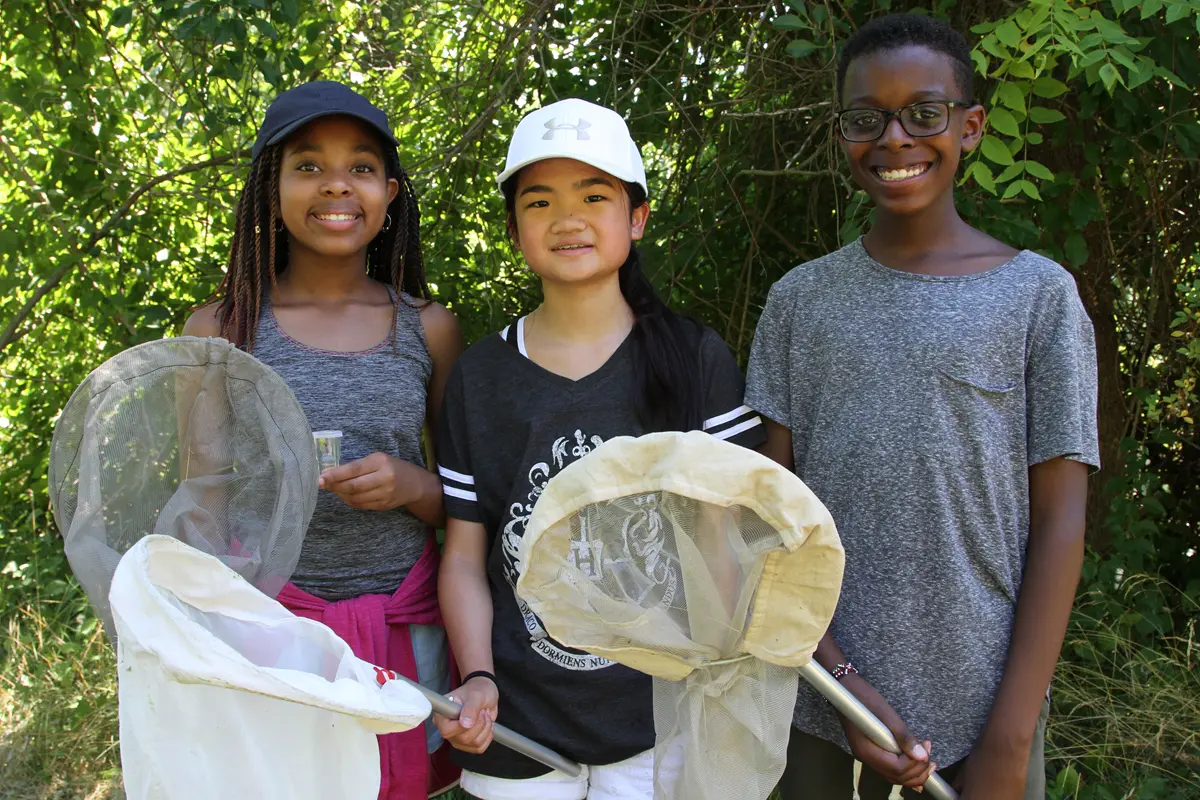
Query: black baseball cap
250 81 399 161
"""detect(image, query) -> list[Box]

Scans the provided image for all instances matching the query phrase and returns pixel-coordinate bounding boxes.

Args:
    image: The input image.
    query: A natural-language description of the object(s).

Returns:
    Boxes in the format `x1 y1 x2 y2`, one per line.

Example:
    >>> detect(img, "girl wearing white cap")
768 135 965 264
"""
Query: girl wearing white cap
432 99 766 798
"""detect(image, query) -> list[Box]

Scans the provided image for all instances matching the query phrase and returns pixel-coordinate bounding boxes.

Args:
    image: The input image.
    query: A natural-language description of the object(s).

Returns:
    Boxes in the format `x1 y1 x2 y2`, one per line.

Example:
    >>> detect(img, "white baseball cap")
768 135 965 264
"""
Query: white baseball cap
497 98 648 196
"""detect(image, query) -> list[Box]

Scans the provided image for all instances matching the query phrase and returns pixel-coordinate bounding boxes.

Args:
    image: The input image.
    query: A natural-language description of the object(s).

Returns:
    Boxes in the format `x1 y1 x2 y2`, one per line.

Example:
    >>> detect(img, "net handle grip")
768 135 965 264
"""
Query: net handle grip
391 673 584 778
798 661 959 800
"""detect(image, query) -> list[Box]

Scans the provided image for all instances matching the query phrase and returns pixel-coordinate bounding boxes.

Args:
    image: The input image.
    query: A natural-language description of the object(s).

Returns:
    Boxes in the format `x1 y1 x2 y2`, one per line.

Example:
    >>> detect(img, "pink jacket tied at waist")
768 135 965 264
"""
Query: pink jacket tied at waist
278 536 443 800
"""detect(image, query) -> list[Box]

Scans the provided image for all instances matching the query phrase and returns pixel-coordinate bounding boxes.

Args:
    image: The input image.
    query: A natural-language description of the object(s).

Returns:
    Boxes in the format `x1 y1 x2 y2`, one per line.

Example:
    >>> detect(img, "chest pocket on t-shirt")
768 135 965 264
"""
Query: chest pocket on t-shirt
924 365 1023 466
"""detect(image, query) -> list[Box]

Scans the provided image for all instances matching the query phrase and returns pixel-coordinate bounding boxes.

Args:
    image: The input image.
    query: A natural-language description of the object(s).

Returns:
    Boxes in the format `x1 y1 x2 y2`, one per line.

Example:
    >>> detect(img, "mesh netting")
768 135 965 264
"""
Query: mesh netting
48 337 318 642
518 431 844 800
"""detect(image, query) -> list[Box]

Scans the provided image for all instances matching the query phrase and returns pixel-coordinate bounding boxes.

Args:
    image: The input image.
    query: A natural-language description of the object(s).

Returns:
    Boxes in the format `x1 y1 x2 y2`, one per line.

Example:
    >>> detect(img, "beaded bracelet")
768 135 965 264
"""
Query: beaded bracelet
830 662 859 681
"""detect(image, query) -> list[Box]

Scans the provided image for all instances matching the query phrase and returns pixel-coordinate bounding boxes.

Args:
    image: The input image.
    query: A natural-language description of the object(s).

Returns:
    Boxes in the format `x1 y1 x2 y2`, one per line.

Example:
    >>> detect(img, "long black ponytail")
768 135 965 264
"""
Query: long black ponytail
502 176 705 433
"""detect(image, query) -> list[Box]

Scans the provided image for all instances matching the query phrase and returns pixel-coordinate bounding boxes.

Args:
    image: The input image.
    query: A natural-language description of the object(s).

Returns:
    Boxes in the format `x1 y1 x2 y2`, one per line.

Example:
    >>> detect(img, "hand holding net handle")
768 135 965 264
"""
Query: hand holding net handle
798 661 958 800
391 673 584 778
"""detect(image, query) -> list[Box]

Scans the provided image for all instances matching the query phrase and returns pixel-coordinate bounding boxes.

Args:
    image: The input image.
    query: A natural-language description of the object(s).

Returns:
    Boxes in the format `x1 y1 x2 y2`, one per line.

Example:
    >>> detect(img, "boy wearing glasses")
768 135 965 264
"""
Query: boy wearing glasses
747 13 1099 799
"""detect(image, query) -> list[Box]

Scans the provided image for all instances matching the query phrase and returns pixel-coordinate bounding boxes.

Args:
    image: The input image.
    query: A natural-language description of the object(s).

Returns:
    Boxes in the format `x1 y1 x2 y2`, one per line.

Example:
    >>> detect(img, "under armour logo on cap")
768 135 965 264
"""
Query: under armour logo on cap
543 117 591 141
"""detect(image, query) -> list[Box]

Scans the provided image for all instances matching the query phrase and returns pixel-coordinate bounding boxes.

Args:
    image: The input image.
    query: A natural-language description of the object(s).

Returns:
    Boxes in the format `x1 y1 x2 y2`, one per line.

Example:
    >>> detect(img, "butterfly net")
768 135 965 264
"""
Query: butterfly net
48 336 317 642
517 431 844 800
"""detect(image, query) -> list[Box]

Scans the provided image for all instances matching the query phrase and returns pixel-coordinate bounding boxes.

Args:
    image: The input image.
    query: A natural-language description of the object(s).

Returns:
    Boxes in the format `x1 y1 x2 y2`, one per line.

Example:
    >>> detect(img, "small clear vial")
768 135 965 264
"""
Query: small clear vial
312 430 343 472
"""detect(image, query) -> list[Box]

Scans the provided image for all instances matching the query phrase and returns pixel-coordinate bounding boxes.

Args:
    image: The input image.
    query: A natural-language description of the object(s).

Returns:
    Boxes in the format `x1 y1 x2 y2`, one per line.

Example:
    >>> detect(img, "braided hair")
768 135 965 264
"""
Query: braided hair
214 140 430 351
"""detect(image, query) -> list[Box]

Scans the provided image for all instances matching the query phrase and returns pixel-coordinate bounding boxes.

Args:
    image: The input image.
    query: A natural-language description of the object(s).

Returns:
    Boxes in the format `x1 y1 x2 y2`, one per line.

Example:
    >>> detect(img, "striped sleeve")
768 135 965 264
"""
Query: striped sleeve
436 362 482 522
699 329 766 449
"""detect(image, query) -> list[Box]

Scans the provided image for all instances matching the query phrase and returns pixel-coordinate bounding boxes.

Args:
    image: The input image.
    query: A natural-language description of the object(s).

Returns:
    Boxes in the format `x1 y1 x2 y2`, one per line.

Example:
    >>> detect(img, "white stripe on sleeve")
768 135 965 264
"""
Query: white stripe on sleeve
703 404 754 431
710 416 764 441
443 485 478 502
438 465 475 486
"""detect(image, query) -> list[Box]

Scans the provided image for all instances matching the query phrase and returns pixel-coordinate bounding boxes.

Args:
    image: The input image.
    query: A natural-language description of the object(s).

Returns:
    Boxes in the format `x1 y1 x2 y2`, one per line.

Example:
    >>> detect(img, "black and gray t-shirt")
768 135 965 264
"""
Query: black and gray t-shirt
438 316 766 778
745 238 1100 766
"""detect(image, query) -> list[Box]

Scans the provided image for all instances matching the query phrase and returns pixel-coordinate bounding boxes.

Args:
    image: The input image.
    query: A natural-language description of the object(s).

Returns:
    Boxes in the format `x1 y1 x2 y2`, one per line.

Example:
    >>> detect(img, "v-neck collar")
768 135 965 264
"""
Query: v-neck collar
501 315 633 391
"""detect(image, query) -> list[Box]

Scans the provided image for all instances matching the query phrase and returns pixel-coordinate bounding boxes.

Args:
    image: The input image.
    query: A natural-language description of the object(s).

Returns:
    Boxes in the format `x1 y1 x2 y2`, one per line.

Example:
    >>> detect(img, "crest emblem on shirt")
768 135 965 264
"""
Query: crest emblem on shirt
503 429 613 670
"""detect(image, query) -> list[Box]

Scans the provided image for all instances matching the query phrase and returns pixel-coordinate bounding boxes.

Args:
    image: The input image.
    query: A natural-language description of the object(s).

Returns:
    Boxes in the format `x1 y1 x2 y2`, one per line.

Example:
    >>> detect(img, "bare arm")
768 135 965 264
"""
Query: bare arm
397 302 463 527
435 517 499 752
757 418 795 469
956 457 1087 795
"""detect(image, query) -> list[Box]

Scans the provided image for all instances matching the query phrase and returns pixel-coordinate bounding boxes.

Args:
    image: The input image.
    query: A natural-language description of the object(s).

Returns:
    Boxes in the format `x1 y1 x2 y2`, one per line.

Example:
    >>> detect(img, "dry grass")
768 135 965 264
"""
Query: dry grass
0 587 121 800
1047 577 1200 796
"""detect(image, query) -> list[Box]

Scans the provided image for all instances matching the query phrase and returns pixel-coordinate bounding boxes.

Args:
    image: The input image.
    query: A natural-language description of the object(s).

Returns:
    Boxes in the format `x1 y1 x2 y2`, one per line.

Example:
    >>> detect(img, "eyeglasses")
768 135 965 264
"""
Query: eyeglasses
836 101 971 143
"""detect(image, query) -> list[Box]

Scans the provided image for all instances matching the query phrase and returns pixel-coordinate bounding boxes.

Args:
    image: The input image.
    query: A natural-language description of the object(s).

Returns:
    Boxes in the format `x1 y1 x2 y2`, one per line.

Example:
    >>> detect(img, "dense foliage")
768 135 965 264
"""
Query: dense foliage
1 0 1196 796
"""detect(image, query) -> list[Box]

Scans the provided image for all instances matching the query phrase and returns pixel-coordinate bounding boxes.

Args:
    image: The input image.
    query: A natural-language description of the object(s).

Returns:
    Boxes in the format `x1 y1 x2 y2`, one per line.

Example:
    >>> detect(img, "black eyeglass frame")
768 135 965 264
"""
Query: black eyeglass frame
836 101 974 142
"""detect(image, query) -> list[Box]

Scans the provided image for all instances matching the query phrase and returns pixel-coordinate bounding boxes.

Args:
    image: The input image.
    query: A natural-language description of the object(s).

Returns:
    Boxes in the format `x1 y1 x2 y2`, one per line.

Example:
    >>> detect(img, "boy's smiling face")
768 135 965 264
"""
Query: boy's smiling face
838 45 985 218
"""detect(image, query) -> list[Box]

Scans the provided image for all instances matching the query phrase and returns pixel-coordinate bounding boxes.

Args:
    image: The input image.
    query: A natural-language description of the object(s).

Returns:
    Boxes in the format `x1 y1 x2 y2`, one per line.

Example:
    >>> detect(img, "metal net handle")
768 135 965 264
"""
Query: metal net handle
396 673 582 777
798 662 958 800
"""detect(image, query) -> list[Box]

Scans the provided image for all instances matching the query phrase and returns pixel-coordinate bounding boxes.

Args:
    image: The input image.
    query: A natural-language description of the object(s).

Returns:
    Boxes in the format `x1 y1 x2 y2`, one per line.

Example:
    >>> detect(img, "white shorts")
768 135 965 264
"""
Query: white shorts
460 746 679 800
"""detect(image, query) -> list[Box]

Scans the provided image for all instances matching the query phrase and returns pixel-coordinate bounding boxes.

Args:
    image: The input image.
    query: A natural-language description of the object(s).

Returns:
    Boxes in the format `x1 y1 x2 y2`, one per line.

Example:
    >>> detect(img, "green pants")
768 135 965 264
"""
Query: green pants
775 699 1049 800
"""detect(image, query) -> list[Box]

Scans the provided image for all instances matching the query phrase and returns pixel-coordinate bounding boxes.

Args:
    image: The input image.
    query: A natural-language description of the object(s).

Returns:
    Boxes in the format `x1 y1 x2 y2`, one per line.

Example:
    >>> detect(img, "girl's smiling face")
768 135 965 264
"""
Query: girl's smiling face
511 158 649 286
838 45 985 218
278 115 399 262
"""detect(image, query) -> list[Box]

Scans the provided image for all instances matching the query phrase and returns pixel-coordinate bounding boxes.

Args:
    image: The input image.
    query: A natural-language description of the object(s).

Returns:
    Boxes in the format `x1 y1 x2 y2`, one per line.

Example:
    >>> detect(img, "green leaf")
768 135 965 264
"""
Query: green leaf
280 0 300 25
110 5 134 27
1019 180 1042 201
997 20 1022 47
772 14 808 31
1108 47 1138 71
1154 66 1190 88
997 161 1026 182
1002 180 1025 200
1025 131 1044 145
996 82 1026 111
1032 76 1068 97
786 40 818 58
1165 2 1190 24
988 107 1021 137
1065 232 1089 266
971 50 989 76
1100 62 1121 92
1070 190 1101 226
1008 60 1036 79
971 161 996 194
251 18 278 40
1025 160 1054 180
1127 61 1155 89
176 16 201 38
981 135 1015 165
982 37 1010 60
259 58 283 85
1094 16 1134 42
1140 0 1164 18
1029 106 1066 123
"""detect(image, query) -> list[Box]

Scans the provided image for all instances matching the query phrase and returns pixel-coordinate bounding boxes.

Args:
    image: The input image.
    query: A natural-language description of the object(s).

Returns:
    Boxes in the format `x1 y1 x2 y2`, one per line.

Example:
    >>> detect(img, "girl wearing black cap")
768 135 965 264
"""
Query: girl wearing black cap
184 81 463 799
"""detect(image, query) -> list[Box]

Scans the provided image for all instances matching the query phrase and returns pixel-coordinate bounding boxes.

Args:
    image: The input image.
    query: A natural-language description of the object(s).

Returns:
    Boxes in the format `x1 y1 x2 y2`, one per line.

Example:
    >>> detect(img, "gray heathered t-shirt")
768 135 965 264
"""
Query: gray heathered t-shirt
745 237 1100 766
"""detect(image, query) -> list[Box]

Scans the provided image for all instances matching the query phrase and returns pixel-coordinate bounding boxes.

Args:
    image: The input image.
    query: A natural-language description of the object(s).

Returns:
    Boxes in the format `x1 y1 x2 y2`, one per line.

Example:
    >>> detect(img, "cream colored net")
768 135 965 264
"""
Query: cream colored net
517 431 845 800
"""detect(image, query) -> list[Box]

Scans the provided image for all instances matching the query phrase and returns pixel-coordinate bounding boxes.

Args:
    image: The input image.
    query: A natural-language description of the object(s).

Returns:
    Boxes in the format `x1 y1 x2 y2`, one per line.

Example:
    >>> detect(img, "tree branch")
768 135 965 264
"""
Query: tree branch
0 153 242 355
724 102 832 119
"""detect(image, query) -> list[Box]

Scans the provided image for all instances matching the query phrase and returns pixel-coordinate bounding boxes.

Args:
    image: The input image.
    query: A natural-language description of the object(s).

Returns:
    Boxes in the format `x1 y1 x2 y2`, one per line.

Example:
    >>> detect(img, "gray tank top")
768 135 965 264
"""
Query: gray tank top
252 287 433 600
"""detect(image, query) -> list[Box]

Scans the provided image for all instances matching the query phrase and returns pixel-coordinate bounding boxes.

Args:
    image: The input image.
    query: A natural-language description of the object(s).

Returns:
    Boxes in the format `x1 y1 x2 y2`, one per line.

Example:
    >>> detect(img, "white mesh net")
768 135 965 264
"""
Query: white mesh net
48 337 318 642
518 431 844 800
